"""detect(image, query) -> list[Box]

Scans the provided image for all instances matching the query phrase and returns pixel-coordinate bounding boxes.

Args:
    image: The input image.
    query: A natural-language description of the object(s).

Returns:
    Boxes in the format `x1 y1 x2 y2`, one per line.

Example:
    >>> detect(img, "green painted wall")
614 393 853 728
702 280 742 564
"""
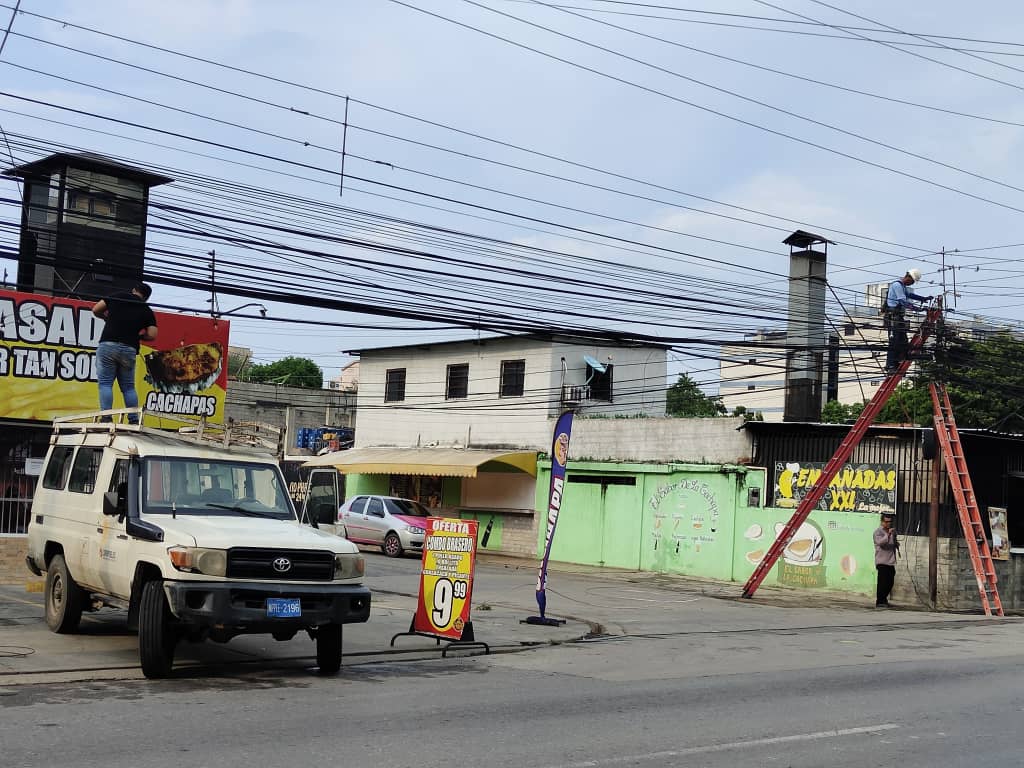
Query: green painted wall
535 458 878 595
732 507 877 594
458 511 504 551
535 461 660 570
442 478 462 508
640 469 748 580
343 473 389 499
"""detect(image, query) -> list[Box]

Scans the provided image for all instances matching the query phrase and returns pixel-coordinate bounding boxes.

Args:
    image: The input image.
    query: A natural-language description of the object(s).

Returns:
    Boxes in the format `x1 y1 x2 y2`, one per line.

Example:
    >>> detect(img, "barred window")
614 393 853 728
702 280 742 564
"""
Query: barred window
500 359 525 397
385 368 406 402
446 363 469 400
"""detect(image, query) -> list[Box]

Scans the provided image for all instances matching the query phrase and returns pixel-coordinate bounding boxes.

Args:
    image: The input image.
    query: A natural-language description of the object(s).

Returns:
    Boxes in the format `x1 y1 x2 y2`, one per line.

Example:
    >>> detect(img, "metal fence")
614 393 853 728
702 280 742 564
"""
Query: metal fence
0 487 32 536
749 423 1024 540
749 424 958 537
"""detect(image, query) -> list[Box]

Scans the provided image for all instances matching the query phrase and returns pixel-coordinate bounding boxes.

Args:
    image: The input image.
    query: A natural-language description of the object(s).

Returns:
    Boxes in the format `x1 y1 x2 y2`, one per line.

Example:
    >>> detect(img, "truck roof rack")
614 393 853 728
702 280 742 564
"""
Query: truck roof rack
52 409 285 455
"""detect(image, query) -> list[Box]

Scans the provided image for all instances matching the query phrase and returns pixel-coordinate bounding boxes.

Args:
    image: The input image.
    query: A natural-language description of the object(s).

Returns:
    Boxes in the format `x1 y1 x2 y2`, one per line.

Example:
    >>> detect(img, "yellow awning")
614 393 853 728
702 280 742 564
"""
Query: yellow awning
302 447 537 478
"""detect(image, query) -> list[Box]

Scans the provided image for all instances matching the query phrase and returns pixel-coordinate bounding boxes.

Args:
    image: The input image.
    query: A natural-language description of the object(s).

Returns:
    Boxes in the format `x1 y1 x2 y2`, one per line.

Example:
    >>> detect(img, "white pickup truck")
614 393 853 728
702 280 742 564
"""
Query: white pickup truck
25 413 371 678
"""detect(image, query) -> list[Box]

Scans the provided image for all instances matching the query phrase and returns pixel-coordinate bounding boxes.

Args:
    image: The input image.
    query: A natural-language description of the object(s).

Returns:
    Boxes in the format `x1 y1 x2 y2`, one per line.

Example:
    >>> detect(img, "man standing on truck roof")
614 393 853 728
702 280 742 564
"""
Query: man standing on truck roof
884 268 931 375
92 282 158 424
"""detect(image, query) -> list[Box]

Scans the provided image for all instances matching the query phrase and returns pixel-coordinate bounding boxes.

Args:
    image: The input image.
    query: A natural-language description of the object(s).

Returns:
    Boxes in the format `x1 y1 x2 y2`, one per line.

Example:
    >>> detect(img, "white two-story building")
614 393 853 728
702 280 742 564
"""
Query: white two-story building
354 333 669 449
310 333 673 554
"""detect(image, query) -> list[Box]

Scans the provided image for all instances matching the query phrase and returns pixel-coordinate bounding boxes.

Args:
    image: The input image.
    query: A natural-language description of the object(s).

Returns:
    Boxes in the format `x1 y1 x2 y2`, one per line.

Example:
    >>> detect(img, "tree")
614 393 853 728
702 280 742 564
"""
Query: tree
829 332 1024 428
666 373 726 417
821 400 866 424
731 405 764 422
245 356 323 389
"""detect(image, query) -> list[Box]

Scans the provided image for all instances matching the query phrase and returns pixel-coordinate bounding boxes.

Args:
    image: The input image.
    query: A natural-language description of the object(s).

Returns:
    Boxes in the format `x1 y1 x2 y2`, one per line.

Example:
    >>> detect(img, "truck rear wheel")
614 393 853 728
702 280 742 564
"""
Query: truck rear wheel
45 554 84 634
316 623 342 675
139 580 178 679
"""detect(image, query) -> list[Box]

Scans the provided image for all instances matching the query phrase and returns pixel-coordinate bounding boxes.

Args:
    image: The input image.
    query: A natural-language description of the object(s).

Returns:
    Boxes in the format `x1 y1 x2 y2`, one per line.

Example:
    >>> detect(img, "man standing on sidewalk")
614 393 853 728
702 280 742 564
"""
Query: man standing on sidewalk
874 513 899 607
92 282 158 424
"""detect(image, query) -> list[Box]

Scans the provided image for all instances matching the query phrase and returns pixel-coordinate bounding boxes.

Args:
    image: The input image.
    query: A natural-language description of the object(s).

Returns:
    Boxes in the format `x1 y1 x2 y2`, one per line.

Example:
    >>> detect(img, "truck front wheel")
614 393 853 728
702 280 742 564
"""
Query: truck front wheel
139 580 178 679
316 623 342 675
45 554 84 634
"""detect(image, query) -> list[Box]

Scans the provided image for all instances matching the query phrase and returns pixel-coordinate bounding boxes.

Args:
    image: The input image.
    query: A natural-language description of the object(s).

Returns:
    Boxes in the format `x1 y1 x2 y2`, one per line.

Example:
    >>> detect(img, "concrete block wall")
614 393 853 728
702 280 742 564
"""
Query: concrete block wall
951 542 1023 611
225 382 356 445
891 535 1023 611
889 535 959 609
570 416 752 464
0 537 28 584
496 513 538 558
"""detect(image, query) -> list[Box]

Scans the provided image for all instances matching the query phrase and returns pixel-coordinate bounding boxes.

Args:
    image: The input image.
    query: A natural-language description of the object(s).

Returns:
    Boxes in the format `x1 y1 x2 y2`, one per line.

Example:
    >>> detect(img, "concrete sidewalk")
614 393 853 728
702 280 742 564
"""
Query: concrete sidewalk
1 553 1014 685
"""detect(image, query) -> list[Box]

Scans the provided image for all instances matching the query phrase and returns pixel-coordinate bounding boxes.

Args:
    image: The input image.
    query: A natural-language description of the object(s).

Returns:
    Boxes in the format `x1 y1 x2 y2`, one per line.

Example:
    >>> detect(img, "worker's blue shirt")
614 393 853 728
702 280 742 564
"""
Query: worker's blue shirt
886 281 926 310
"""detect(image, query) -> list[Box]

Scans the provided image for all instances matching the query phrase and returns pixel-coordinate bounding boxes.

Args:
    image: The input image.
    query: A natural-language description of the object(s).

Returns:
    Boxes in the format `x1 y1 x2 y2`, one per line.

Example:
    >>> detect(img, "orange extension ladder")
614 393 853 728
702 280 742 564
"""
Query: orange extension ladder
929 383 1004 616
742 303 943 598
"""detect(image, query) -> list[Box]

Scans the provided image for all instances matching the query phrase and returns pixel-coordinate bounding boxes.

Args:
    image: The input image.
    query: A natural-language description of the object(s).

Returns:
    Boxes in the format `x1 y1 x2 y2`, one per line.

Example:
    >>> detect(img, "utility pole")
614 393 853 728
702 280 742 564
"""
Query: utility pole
208 249 218 318
929 447 941 608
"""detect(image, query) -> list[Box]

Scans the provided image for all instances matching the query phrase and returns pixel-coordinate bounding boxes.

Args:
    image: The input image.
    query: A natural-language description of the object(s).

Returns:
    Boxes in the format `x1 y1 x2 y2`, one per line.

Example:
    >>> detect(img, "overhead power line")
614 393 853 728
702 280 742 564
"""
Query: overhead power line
497 1 1024 56
0 2 949 256
389 0 1024 217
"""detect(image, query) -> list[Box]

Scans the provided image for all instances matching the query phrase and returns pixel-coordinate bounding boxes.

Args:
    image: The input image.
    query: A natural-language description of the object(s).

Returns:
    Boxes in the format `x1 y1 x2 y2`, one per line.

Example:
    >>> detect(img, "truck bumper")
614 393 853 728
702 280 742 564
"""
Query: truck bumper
163 581 371 631
25 555 43 577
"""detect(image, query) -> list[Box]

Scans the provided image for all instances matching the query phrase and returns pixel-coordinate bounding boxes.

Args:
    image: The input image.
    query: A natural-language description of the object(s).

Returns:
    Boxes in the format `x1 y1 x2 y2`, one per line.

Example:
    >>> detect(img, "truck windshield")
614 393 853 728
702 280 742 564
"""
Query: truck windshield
141 457 294 520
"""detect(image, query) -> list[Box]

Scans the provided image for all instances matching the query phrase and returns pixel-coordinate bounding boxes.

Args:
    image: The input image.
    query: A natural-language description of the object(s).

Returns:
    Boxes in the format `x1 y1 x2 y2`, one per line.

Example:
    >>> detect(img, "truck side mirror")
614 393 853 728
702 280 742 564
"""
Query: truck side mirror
103 481 128 517
103 490 123 516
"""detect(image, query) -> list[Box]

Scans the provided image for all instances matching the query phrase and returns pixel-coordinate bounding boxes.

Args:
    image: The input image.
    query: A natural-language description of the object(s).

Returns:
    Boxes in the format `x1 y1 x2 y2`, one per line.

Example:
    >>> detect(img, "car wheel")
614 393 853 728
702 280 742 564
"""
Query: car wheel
383 532 403 558
45 554 85 634
139 580 178 679
316 623 342 675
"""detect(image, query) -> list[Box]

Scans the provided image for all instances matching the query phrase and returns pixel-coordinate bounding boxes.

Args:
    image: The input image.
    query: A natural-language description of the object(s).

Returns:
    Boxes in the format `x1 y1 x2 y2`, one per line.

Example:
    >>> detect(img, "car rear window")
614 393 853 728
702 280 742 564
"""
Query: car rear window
349 497 367 514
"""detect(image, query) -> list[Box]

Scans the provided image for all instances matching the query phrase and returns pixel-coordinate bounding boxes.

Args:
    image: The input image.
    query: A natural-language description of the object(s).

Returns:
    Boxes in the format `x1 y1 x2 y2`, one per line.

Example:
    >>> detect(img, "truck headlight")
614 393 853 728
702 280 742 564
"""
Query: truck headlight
334 553 365 579
168 547 227 577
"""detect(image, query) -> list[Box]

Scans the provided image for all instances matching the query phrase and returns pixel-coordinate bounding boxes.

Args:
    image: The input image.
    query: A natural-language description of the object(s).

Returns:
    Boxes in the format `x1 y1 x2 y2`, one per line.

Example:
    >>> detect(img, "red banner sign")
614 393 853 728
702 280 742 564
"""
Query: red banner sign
413 517 478 640
0 288 229 424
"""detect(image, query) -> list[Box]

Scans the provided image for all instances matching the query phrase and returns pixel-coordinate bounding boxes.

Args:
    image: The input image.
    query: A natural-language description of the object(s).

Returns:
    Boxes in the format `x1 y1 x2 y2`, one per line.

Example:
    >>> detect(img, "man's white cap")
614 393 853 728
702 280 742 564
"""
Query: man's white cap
907 268 922 282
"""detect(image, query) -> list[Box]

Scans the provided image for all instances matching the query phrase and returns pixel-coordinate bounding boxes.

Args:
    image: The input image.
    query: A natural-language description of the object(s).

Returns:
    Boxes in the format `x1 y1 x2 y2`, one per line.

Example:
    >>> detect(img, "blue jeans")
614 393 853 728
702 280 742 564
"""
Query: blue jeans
97 341 140 423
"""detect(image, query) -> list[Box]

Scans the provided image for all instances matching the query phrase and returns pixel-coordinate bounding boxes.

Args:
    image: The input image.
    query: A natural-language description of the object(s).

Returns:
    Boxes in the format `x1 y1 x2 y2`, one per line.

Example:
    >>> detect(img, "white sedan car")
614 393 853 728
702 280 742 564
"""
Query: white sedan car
338 495 430 557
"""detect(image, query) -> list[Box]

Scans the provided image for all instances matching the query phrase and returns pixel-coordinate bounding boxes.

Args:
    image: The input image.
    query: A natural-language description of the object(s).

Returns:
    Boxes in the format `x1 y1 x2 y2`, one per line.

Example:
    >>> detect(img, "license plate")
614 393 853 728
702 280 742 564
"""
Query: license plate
266 598 301 618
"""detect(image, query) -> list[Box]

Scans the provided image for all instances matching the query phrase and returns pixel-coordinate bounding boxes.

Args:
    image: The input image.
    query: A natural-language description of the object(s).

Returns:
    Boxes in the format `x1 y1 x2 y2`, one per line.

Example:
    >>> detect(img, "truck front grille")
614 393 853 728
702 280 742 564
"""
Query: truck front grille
226 548 334 581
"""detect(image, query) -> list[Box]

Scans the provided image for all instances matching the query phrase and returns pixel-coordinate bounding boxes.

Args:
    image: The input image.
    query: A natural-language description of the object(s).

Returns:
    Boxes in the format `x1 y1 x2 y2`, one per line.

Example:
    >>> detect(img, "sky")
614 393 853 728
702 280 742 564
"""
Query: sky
3 0 1024 393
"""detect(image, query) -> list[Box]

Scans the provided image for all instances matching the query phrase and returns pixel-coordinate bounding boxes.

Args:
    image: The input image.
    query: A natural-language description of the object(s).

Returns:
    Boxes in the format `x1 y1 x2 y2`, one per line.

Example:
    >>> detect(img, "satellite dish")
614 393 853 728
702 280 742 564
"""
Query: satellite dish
583 354 606 373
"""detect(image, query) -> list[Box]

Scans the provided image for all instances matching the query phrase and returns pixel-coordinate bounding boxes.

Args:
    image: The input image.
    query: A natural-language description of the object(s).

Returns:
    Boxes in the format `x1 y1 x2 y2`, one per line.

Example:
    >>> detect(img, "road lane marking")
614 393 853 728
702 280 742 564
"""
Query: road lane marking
540 723 900 768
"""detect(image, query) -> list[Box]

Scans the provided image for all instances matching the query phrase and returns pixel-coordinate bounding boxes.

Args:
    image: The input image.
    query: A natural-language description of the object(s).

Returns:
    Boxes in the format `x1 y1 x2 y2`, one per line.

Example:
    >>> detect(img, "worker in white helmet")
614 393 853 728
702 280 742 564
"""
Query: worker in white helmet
884 268 932 373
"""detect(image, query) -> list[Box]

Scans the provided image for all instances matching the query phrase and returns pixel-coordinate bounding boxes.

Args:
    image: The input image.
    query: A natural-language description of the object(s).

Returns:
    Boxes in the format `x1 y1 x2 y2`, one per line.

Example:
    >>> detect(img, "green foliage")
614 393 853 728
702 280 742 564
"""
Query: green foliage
244 356 323 389
666 373 726 417
829 332 1024 428
821 399 866 424
731 405 764 421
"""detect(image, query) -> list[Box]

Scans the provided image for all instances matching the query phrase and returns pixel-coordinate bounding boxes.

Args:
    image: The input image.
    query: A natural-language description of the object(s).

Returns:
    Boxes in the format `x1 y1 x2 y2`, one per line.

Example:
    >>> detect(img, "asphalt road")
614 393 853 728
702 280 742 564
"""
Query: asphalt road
2 616 1022 768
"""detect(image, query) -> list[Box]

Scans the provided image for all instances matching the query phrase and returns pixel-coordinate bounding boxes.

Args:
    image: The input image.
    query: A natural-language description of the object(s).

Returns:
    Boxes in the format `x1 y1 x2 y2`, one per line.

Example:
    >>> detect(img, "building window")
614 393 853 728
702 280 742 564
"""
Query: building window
588 363 613 402
499 359 525 397
748 358 757 365
446 363 469 400
384 368 406 402
845 323 856 336
747 384 756 391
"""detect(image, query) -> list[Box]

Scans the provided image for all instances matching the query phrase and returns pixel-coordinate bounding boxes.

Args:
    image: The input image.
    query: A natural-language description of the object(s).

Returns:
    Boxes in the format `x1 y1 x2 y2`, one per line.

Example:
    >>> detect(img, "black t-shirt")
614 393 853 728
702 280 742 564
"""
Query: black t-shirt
98 292 157 351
